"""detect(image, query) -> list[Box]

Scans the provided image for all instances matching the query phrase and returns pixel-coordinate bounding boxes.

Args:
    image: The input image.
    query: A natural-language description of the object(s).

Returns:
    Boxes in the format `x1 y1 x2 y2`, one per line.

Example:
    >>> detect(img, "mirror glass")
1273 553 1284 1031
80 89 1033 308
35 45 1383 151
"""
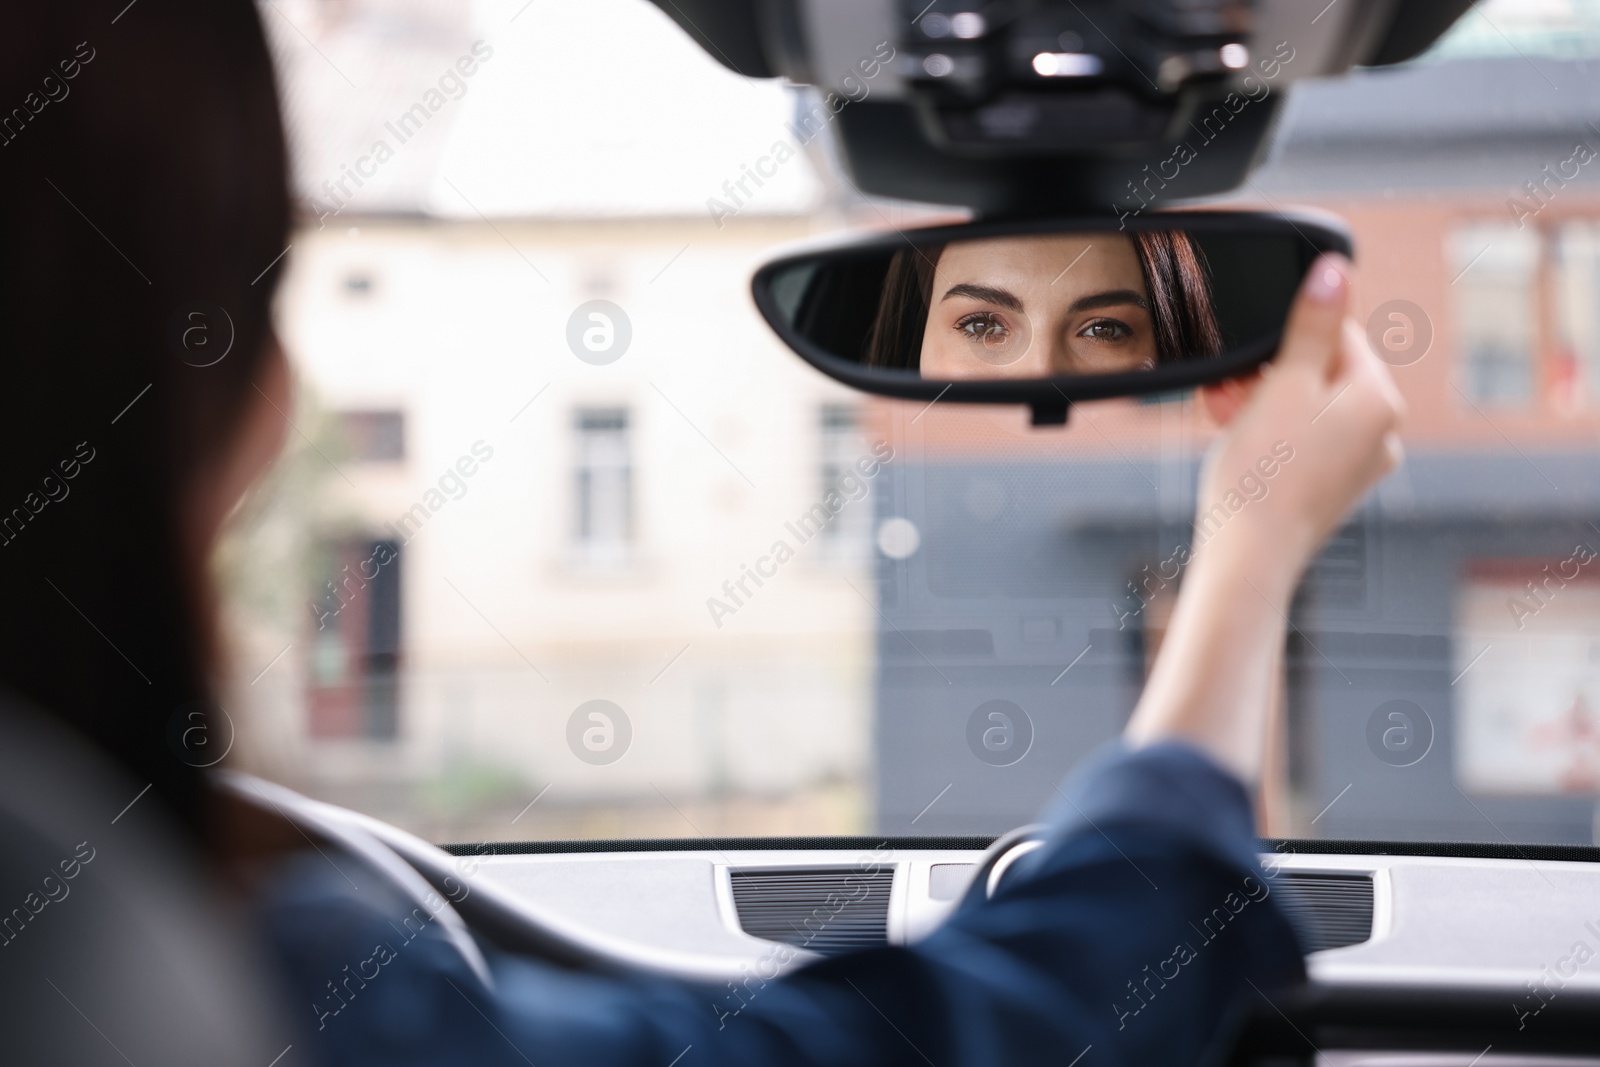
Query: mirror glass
766 229 1317 381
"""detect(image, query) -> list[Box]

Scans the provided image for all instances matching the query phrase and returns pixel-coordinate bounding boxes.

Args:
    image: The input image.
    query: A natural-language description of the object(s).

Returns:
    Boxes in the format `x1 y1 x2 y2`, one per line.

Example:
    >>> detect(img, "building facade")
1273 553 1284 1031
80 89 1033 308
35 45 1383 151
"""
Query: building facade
872 47 1600 844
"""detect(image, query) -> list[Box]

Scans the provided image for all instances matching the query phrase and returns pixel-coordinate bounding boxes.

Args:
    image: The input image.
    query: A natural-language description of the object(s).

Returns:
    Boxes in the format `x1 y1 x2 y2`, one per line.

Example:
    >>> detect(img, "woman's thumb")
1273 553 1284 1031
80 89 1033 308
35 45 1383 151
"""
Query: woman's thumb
1276 253 1351 376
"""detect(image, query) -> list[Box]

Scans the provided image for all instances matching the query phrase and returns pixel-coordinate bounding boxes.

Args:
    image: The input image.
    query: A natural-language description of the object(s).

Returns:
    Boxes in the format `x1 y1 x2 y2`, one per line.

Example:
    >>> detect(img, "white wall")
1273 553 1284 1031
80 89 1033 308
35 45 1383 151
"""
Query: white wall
228 214 882 839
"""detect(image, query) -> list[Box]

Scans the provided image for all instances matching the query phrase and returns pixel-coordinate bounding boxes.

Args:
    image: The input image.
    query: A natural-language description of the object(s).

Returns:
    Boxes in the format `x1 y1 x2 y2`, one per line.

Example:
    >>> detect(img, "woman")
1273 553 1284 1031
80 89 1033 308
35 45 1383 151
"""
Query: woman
0 4 1403 1066
0 1 289 843
865 231 1224 376
0 3 294 1061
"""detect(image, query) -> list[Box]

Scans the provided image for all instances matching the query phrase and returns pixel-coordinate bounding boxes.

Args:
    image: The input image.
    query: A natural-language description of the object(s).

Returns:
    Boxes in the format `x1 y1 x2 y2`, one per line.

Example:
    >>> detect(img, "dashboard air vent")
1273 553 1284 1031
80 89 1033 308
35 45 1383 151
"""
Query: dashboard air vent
730 868 893 957
1272 872 1374 952
729 866 1371 957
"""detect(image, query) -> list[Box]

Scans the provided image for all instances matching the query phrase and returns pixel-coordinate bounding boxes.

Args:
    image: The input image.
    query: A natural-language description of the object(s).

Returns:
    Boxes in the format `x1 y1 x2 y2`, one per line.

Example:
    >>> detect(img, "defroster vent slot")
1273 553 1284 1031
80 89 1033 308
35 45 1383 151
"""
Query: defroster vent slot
1272 872 1374 952
730 868 894 957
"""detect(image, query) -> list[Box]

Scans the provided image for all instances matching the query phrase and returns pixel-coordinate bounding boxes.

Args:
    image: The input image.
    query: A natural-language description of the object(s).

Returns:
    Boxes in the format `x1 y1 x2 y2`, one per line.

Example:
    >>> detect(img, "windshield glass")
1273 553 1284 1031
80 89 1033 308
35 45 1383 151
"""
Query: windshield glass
223 0 1600 849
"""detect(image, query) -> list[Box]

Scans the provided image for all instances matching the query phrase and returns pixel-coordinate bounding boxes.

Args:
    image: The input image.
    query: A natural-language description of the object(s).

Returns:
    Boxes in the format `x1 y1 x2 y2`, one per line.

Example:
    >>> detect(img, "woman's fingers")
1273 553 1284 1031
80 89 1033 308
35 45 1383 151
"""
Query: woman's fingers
1277 254 1351 379
1334 320 1406 458
1189 249 1411 582
1342 319 1407 421
1202 253 1362 429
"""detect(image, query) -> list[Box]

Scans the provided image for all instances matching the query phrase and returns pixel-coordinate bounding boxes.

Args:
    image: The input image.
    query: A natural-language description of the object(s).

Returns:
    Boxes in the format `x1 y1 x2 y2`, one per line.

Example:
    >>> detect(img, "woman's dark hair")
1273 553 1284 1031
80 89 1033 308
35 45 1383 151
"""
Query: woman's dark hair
1135 230 1225 365
0 3 290 840
862 246 941 370
863 231 1224 370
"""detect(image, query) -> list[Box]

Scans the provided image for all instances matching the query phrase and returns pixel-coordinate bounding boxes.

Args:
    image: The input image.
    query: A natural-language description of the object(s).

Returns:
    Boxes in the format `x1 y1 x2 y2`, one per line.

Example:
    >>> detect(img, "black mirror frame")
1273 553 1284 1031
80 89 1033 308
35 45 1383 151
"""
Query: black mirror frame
751 210 1354 425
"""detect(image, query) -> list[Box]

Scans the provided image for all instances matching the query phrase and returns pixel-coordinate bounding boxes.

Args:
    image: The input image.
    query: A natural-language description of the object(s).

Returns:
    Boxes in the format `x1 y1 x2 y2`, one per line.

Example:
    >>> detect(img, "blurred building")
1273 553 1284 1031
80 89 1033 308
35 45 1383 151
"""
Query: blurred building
234 0 1600 850
227 0 914 842
871 17 1600 845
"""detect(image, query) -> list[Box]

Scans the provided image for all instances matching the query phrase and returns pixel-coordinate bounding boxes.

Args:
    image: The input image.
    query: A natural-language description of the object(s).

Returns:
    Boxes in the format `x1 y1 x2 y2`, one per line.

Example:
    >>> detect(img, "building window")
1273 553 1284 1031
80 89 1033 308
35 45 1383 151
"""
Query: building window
338 409 405 463
308 538 402 740
1556 222 1600 408
816 402 872 559
1456 558 1600 795
1450 223 1540 406
573 407 632 567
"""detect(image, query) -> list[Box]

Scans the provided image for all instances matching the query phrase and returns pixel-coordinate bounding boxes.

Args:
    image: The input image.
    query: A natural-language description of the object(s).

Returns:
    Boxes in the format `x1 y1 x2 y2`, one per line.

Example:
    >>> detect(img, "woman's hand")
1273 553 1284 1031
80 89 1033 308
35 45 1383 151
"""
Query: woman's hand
1193 254 1405 598
1123 254 1405 784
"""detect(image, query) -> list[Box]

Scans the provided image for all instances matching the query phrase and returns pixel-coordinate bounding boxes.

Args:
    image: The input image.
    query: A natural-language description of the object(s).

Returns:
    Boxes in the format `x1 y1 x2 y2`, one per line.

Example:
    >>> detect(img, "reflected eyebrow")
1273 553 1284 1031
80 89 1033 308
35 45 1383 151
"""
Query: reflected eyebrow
1069 289 1149 314
940 283 1023 312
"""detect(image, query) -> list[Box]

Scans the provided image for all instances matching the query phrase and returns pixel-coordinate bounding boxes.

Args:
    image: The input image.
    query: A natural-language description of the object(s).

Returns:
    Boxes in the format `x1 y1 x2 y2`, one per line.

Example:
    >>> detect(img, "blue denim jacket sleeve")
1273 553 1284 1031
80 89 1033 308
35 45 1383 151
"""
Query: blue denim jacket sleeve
256 740 1306 1067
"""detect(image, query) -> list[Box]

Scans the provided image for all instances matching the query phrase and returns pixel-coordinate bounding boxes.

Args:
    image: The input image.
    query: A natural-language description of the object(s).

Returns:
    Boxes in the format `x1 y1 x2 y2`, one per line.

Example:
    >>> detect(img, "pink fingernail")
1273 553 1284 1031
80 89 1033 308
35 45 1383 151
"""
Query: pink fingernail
1305 257 1346 303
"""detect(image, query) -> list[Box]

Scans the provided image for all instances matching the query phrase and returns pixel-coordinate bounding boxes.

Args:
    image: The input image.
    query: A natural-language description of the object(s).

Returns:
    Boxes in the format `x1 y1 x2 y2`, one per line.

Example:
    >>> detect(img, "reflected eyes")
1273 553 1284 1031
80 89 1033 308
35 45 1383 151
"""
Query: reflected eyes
1078 318 1134 342
950 309 1030 367
954 311 1013 346
947 307 1144 375
955 312 1134 345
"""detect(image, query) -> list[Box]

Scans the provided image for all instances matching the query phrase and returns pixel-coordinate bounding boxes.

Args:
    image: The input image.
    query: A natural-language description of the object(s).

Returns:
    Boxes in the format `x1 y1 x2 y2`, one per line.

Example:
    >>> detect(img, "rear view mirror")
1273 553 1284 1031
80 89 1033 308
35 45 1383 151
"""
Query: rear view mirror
752 212 1351 425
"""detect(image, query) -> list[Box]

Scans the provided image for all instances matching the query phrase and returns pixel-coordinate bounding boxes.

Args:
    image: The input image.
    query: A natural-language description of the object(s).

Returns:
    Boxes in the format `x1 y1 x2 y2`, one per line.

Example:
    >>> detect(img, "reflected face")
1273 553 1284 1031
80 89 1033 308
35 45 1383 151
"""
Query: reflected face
919 234 1157 379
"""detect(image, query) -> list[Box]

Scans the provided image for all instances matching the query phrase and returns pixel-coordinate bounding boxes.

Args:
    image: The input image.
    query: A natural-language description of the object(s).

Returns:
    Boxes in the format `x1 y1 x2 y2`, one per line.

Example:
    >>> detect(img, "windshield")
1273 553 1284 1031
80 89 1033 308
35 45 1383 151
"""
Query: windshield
222 0 1600 849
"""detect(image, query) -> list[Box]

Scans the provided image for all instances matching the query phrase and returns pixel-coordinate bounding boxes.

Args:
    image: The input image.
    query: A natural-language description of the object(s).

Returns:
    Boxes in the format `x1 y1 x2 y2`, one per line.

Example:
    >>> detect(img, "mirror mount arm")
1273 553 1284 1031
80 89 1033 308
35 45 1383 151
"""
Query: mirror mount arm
1031 399 1069 427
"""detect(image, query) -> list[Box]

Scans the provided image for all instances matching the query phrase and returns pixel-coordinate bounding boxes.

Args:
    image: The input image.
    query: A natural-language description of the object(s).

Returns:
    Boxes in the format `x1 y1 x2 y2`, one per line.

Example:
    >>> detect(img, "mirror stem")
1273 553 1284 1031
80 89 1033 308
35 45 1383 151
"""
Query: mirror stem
1030 400 1070 426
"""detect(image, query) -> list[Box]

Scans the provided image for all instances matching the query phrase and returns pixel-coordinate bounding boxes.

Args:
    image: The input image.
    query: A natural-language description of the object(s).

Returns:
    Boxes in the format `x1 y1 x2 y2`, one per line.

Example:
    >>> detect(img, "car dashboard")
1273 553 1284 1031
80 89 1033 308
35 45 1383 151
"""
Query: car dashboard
444 838 1600 1064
